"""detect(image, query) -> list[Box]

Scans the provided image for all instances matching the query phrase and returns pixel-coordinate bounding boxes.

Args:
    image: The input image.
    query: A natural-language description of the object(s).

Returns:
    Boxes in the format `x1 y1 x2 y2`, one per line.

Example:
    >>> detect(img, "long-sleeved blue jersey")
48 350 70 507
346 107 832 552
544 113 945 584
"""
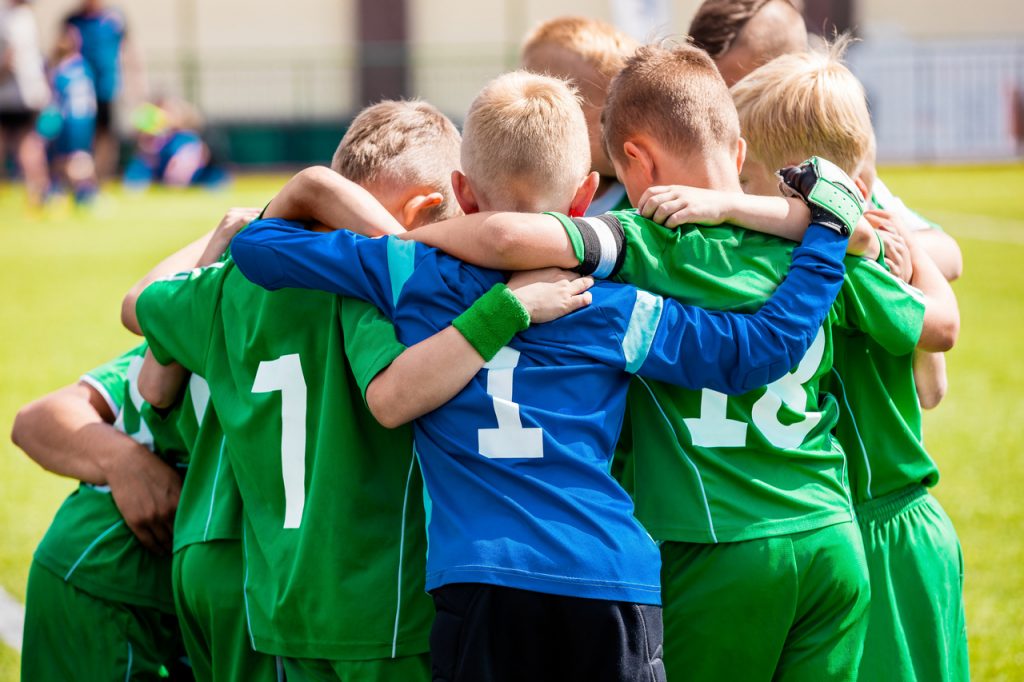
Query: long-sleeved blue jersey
232 220 847 604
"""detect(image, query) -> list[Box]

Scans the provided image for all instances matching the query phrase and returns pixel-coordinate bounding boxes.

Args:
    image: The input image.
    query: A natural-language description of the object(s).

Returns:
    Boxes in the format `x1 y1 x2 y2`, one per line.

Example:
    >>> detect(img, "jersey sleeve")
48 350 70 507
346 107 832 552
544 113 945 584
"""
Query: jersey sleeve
835 257 926 356
79 345 145 417
340 298 408 401
136 263 226 372
590 225 849 394
544 211 626 278
231 218 405 317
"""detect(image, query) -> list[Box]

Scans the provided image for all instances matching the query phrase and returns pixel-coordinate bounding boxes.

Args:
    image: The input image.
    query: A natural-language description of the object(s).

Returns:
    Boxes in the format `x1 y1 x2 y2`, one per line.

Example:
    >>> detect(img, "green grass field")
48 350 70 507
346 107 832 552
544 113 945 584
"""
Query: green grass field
1 166 1022 680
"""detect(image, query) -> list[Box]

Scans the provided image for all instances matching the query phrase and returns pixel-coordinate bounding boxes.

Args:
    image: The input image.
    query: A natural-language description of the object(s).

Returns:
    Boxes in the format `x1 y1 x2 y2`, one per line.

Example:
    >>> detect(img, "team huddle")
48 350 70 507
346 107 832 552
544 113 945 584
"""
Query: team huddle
11 2 967 682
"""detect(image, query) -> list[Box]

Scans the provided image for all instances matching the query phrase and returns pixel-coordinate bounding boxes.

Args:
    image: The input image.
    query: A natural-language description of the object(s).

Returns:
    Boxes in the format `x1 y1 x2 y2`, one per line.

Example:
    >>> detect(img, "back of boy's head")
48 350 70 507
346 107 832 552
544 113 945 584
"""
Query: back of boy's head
603 44 740 166
730 38 872 178
689 0 806 85
521 17 638 89
461 70 590 212
331 100 462 222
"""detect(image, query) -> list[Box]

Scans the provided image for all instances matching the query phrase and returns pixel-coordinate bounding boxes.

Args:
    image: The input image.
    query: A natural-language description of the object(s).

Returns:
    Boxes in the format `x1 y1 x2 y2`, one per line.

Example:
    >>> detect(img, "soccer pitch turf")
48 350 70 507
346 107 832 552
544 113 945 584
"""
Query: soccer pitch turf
1 166 1022 680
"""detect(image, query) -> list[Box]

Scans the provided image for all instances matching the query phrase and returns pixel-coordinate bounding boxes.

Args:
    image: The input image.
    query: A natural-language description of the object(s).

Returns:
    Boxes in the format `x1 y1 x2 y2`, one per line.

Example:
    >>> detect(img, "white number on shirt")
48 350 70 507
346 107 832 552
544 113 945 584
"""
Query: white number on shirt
252 354 308 529
114 355 154 449
683 328 826 450
477 347 544 459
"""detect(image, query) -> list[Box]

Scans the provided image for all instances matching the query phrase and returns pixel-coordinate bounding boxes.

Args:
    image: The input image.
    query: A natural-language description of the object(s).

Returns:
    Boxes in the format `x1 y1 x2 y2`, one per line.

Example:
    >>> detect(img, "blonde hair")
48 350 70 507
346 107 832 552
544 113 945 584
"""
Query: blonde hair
730 37 872 176
461 71 590 210
603 44 740 163
521 16 638 86
331 100 463 221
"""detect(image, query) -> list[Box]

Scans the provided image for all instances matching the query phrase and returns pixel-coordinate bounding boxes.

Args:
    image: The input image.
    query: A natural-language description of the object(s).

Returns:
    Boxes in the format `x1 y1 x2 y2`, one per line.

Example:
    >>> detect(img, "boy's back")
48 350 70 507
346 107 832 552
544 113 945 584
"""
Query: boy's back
137 260 434 660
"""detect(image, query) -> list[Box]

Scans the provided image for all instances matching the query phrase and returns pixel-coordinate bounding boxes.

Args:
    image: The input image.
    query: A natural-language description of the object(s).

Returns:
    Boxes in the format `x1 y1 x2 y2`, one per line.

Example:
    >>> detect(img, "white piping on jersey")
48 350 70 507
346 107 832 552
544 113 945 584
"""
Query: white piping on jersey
203 437 228 541
276 656 285 682
581 217 620 279
623 290 664 374
64 520 124 581
79 374 120 418
391 450 416 658
635 378 718 543
829 368 871 504
241 524 257 650
123 641 133 682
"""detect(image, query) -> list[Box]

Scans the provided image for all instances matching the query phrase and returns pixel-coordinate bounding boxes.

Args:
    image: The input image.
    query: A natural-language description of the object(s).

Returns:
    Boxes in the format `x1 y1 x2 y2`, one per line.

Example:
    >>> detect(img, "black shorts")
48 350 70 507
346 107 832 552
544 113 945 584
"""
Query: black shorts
0 109 37 136
430 583 665 682
96 100 114 133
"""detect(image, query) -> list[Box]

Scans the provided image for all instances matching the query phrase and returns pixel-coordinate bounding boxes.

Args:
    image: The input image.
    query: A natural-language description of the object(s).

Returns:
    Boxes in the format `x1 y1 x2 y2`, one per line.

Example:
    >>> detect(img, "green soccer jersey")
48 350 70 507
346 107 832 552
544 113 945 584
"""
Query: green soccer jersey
33 344 211 612
136 259 432 661
823 183 938 503
550 210 926 543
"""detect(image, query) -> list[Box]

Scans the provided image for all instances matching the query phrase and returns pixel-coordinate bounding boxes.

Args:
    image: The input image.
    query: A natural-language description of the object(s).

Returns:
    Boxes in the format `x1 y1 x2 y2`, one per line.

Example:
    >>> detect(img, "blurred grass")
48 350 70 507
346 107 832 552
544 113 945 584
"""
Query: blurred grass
1 165 1022 679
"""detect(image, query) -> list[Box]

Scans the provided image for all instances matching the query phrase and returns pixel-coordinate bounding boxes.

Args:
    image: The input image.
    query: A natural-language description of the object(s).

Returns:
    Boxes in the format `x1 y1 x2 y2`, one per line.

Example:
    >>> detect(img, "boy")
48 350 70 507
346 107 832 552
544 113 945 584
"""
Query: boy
520 16 637 214
726 47 968 681
232 70 859 681
130 99 591 682
383 45 957 681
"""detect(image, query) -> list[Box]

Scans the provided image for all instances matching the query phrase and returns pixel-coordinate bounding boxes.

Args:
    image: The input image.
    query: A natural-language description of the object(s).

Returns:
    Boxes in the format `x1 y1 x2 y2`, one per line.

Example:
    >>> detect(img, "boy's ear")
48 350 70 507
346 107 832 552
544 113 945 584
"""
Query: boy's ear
451 170 480 215
853 176 870 201
568 171 601 218
623 139 655 187
735 137 747 175
402 192 444 229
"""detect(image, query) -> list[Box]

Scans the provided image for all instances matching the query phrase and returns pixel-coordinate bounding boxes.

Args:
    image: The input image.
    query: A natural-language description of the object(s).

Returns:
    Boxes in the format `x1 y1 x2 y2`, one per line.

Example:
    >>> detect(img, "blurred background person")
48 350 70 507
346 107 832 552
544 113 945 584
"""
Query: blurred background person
39 24 97 205
123 97 227 190
0 0 49 208
63 0 143 179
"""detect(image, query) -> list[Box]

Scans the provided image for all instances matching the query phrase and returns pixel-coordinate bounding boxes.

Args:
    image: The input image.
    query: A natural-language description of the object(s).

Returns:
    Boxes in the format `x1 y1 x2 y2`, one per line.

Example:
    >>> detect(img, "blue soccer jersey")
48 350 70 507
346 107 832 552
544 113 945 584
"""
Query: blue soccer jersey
66 8 124 102
50 55 96 155
232 220 848 604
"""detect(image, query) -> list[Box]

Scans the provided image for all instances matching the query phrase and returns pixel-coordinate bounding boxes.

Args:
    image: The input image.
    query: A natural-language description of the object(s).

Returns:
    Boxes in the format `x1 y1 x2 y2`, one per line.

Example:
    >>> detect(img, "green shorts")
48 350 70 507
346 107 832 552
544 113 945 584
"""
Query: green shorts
173 540 280 682
281 653 430 682
22 559 186 681
661 521 870 682
856 486 969 681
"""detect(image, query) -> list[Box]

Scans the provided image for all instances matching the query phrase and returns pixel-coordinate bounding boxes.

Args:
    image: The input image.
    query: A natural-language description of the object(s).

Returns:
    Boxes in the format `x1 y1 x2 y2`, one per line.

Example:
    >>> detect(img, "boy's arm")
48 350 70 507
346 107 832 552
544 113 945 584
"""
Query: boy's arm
262 166 404 236
137 349 189 409
636 184 881 259
912 229 963 282
401 211 579 270
231 219 407 315
628 225 848 393
122 207 259 334
913 350 948 410
359 269 594 428
10 381 181 554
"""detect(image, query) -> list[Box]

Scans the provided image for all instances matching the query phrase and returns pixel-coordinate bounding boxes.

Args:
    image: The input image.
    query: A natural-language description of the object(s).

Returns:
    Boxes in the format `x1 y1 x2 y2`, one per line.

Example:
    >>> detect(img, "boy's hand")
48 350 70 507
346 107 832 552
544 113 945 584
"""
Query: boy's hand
199 207 262 265
102 445 182 555
864 209 914 282
637 185 731 228
508 268 594 324
778 157 865 236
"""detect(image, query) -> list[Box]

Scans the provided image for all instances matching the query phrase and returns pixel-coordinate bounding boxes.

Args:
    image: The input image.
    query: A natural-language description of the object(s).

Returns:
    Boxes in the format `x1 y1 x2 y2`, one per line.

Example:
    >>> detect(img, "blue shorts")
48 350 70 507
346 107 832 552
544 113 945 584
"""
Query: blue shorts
53 115 95 156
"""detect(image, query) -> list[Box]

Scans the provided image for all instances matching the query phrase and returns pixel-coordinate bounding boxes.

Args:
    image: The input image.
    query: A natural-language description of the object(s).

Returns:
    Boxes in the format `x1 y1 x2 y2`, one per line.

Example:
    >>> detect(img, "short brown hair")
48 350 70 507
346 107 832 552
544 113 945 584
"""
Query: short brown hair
689 0 803 59
331 100 462 221
731 37 873 176
521 16 638 84
603 44 740 164
462 71 590 211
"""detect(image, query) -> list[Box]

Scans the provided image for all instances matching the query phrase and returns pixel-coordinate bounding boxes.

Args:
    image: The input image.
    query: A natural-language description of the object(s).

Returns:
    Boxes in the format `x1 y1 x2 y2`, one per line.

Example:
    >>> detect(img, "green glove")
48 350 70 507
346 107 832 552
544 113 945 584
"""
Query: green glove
778 156 865 236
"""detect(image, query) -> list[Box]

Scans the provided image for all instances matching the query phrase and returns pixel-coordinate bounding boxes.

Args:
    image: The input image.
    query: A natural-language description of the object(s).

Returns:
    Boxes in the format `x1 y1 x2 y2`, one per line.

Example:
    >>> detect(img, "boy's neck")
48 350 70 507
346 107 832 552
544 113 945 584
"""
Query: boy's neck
658 154 743 194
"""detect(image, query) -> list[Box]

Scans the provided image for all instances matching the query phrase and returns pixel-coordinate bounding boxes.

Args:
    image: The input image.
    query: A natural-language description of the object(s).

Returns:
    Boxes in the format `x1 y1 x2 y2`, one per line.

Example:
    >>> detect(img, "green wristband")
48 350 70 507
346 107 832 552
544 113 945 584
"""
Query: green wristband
453 283 531 361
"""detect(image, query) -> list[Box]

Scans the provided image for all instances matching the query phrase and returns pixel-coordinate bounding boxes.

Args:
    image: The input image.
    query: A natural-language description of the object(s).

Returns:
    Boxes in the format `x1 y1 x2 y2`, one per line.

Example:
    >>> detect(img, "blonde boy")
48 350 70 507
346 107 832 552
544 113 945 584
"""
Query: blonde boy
520 17 637 213
730 46 968 682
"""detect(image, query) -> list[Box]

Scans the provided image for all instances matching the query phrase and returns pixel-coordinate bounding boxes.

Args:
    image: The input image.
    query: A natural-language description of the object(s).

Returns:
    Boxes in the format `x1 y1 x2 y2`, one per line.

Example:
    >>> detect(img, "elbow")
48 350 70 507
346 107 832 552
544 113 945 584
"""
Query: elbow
487 217 523 266
918 378 948 410
138 375 175 410
929 316 959 353
10 406 29 450
365 383 408 430
121 290 143 335
945 256 964 283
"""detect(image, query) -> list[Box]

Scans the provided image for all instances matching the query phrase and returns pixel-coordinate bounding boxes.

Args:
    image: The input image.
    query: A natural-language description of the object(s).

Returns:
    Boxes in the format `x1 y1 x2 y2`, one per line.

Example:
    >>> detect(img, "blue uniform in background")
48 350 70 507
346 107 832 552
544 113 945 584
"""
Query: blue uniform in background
66 8 124 105
231 219 848 605
50 55 96 156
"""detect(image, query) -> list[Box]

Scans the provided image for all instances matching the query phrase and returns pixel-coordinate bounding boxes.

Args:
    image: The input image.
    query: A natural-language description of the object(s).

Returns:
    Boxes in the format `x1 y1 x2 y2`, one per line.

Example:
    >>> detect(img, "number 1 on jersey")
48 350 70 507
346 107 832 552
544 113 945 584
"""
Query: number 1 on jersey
252 354 308 529
478 347 544 459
